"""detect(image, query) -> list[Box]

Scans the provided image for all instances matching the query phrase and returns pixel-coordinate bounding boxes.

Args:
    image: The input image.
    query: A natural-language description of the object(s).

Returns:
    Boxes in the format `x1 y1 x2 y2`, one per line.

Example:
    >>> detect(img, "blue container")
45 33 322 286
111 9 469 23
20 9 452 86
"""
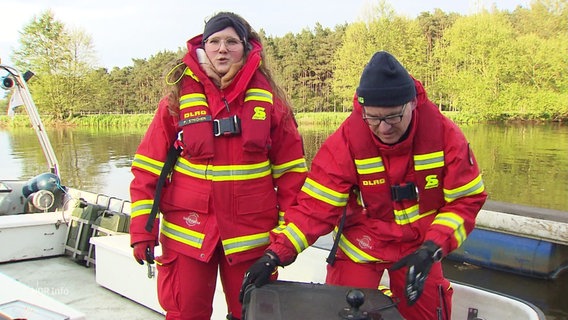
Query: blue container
447 228 568 279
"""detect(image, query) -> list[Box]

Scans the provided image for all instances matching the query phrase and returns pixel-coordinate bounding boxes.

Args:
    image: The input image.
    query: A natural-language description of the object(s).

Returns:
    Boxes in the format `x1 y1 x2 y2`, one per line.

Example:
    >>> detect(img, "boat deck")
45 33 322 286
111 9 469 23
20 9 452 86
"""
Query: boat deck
0 237 547 320
0 256 164 320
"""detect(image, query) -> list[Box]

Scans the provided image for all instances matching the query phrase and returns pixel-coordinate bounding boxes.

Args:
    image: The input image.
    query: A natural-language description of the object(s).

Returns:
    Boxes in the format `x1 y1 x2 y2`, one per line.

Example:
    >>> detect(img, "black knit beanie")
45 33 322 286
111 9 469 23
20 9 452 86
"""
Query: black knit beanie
202 12 249 45
356 51 416 107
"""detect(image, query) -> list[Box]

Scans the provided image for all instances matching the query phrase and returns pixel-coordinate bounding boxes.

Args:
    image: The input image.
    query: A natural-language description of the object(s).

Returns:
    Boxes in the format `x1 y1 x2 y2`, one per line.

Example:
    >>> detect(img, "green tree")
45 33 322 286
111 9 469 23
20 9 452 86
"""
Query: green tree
332 22 370 110
310 23 347 112
108 66 135 114
263 24 345 113
505 0 568 119
435 11 519 117
85 68 112 114
11 10 100 120
132 50 180 113
417 9 458 89
332 0 427 110
5 3 567 122
266 33 300 102
511 0 568 39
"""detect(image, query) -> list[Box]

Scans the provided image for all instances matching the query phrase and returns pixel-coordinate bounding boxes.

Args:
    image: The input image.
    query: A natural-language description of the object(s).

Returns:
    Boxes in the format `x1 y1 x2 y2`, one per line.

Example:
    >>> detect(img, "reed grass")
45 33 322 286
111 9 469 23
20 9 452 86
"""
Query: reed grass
0 111 504 129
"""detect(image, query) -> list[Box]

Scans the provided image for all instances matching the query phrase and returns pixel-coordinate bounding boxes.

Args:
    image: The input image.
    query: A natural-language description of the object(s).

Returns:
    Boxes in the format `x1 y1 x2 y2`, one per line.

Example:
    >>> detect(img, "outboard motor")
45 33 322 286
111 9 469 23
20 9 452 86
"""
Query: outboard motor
22 173 63 212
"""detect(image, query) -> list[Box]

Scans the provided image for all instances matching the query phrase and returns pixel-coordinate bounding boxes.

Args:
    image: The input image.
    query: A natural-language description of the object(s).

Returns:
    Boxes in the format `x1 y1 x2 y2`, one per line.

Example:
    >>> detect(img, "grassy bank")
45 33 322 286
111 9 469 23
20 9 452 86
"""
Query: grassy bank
0 114 155 128
0 111 554 129
2 113 353 129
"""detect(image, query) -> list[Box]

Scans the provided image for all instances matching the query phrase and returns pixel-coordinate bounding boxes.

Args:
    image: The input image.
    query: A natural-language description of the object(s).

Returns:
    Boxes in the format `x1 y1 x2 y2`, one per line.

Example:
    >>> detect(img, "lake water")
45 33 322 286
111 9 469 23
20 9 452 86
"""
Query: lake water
1 122 567 319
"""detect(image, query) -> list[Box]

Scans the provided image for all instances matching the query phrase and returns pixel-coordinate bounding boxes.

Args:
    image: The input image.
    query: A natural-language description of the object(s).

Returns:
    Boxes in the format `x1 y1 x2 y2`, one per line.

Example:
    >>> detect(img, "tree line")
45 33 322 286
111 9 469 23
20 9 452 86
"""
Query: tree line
2 0 567 122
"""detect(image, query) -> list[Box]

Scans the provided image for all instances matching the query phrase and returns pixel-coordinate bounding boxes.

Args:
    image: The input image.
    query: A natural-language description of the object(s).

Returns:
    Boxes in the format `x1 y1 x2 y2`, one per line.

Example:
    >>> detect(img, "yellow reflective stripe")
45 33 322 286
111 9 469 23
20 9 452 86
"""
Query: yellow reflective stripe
222 232 270 255
211 161 272 181
184 67 199 82
174 159 272 181
354 157 384 175
414 151 444 171
394 205 420 224
444 175 485 203
301 178 349 207
131 199 153 218
161 219 204 249
271 224 287 234
272 158 308 178
278 210 285 225
132 154 164 176
244 88 273 104
179 93 208 110
394 206 436 225
378 285 393 297
336 229 382 263
174 158 211 180
432 212 467 246
282 223 309 253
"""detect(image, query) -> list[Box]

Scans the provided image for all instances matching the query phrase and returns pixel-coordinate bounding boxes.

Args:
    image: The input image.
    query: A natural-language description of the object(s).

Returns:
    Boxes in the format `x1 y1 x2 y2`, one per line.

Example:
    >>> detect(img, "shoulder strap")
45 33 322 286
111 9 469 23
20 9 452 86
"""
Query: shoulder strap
326 205 347 266
145 143 182 232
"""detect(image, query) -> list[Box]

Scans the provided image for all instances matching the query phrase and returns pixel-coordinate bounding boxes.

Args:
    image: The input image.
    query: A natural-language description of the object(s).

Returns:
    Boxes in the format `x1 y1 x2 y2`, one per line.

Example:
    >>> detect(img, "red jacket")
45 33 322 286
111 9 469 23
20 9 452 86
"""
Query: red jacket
130 35 307 265
269 79 487 264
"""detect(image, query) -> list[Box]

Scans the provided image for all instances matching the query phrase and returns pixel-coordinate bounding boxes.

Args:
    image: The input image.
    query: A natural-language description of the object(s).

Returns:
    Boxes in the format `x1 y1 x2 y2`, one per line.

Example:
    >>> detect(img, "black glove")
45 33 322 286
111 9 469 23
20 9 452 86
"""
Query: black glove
390 241 442 306
239 250 280 303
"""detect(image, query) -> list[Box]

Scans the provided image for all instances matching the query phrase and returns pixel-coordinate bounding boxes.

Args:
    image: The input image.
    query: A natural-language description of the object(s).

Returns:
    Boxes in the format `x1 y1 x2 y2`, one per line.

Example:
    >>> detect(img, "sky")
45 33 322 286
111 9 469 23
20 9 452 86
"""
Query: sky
1 0 531 69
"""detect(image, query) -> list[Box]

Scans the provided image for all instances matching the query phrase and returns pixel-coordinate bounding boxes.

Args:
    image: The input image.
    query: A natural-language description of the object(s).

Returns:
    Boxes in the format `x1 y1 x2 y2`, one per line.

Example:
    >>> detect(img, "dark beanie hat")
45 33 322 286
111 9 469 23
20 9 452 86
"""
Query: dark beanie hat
203 12 249 44
356 51 416 107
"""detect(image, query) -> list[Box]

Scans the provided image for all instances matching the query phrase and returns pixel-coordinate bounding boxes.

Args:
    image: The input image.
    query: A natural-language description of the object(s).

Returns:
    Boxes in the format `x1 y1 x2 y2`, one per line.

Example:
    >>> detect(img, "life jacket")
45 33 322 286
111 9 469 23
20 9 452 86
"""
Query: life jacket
176 65 273 161
345 99 446 224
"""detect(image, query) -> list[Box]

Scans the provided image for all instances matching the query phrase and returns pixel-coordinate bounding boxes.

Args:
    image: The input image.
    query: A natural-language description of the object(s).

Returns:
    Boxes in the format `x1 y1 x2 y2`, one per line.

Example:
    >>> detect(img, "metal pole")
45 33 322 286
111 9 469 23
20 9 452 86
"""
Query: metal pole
2 64 60 177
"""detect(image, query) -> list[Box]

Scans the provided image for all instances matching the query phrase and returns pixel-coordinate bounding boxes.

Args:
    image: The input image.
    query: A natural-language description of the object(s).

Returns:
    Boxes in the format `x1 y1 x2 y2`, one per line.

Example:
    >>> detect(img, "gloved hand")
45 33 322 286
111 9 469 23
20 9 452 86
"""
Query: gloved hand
133 240 155 265
390 241 442 306
239 250 280 302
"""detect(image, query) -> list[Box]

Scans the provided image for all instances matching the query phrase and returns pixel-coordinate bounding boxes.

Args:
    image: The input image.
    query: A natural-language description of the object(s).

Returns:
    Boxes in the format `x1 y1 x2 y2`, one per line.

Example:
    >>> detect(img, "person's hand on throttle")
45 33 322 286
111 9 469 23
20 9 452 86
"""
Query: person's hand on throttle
133 240 155 265
390 240 442 305
239 250 280 302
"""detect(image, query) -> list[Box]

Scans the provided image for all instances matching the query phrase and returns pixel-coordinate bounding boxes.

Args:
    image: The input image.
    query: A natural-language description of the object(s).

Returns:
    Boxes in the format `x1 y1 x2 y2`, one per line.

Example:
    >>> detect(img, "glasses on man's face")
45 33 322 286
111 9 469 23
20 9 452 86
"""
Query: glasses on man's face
362 102 408 126
204 37 244 52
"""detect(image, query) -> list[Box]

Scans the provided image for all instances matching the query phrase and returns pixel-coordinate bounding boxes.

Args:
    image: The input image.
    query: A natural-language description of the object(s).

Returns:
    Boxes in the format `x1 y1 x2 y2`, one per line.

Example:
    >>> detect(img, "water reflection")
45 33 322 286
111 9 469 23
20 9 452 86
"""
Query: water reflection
460 122 568 211
1 122 567 318
3 123 567 211
1 127 145 200
300 123 568 211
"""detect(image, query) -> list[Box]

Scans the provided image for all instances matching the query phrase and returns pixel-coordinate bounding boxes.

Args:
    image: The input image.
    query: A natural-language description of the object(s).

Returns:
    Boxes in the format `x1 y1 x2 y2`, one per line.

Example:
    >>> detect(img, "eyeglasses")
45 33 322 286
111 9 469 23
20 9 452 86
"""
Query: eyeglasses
362 102 409 126
204 37 243 52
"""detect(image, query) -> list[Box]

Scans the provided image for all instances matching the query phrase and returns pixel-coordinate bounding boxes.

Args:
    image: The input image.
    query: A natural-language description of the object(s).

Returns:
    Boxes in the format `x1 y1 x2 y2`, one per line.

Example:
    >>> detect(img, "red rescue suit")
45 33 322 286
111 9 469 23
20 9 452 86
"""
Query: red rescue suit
129 35 307 319
268 79 487 320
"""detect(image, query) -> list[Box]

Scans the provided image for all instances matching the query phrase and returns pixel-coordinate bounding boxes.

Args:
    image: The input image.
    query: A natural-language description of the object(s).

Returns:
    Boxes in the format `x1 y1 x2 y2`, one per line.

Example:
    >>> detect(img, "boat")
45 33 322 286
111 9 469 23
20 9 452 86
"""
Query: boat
447 200 568 279
0 62 547 319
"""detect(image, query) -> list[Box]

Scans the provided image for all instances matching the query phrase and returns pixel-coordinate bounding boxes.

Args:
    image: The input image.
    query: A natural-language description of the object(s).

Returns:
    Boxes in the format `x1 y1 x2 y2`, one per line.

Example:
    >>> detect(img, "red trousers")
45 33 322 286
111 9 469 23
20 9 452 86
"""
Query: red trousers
155 244 253 320
326 256 452 320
